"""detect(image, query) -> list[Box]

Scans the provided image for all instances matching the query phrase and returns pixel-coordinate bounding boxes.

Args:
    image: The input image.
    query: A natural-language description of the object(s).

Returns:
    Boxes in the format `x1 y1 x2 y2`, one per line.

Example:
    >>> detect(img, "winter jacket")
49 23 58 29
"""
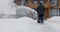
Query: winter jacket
36 5 45 15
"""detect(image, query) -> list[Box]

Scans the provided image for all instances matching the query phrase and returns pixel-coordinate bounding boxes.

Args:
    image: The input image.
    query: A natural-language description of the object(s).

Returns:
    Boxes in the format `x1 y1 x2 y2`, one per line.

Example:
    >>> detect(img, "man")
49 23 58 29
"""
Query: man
36 3 45 24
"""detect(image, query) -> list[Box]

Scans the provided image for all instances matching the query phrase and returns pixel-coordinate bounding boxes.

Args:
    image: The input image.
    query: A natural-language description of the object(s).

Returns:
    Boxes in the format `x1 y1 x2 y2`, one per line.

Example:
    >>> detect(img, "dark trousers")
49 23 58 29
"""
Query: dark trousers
37 14 44 23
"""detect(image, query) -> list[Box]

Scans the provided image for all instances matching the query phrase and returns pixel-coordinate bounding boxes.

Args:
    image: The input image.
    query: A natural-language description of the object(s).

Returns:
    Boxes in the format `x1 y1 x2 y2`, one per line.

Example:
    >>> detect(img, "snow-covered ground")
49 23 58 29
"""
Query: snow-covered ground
0 16 60 32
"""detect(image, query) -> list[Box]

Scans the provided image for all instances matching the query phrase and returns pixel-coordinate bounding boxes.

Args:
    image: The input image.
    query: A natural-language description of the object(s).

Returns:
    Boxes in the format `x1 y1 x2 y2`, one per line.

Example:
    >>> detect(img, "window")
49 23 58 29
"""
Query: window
50 9 59 17
33 0 37 4
59 9 60 16
20 0 28 6
50 0 58 6
24 0 28 6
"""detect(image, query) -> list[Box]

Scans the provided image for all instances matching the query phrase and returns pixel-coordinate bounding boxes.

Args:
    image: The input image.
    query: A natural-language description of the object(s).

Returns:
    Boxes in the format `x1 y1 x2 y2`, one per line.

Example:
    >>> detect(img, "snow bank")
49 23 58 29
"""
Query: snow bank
46 16 60 32
47 16 60 21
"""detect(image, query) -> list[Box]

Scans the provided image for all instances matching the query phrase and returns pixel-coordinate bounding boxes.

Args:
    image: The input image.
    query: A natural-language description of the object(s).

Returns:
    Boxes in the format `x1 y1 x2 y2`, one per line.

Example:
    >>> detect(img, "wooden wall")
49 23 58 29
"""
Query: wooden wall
28 0 34 8
58 0 60 8
16 0 20 6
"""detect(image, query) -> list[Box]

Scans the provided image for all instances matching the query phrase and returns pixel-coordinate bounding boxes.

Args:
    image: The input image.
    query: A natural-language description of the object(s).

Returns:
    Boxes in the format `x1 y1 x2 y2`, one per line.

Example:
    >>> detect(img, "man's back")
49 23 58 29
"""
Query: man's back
37 5 45 15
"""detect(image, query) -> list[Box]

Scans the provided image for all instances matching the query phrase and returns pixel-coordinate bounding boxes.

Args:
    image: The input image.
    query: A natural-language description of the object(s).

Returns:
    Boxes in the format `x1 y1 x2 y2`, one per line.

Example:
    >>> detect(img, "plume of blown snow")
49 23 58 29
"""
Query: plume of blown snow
16 6 38 20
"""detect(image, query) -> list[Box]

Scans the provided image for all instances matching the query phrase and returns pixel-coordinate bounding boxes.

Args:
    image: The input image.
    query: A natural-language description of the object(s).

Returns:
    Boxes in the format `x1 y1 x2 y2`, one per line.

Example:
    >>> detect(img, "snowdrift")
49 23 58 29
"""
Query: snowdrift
46 16 60 32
